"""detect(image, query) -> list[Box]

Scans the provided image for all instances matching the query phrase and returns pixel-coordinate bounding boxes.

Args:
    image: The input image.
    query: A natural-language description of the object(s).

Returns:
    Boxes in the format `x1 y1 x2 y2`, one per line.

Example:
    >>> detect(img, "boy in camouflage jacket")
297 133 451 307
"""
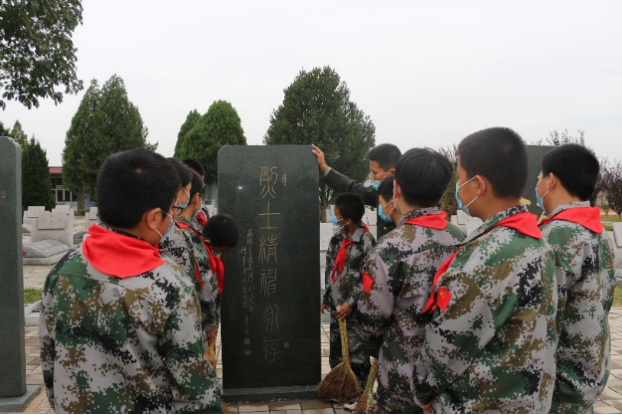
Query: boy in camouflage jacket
413 128 558 413
536 144 616 413
356 148 465 413
40 149 222 413
322 193 376 390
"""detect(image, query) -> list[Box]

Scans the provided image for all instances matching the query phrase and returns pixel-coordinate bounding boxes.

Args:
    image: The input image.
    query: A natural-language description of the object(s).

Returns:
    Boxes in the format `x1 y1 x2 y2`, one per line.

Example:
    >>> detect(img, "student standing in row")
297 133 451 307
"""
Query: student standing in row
356 148 465 413
414 127 558 413
537 144 616 413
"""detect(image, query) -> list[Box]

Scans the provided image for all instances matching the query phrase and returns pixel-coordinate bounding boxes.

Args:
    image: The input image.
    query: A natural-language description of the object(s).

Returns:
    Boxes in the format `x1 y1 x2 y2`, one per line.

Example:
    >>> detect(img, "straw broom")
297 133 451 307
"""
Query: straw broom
354 357 378 414
317 307 362 403
204 335 235 414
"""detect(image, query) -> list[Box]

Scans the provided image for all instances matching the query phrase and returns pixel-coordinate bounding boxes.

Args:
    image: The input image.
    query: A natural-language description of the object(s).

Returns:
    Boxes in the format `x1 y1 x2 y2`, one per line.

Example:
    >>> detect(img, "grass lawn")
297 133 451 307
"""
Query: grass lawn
614 287 622 307
602 215 622 223
24 288 42 305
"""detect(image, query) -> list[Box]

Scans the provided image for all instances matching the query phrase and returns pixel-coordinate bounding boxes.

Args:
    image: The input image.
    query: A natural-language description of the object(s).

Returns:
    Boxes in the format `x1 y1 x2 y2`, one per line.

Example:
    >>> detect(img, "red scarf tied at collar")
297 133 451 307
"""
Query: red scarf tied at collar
82 224 165 278
177 221 225 294
404 211 448 229
331 225 368 284
539 206 603 234
197 212 207 226
422 211 542 314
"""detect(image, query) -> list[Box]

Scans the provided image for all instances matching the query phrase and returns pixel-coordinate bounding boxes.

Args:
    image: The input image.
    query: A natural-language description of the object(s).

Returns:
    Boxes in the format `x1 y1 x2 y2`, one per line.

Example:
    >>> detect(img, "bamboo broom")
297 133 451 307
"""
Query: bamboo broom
317 307 362 403
354 357 378 414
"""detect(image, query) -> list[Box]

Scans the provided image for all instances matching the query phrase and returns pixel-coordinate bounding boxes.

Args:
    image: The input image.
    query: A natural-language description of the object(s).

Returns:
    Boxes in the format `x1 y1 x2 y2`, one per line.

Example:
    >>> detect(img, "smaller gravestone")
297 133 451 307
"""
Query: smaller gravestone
320 223 335 269
23 240 71 265
22 206 45 227
85 207 99 227
52 205 71 215
456 210 469 226
363 210 377 226
465 216 484 235
30 211 73 248
613 223 622 249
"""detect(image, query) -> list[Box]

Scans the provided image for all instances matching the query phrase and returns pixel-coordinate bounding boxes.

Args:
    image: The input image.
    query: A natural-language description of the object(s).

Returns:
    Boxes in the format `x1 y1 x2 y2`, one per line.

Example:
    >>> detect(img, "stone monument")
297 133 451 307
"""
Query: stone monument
0 136 41 411
218 145 321 401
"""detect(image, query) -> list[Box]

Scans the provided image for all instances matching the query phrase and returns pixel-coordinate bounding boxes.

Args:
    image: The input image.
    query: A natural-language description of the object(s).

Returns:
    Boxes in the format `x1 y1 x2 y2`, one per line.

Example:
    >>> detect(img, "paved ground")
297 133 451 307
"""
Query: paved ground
12 308 622 414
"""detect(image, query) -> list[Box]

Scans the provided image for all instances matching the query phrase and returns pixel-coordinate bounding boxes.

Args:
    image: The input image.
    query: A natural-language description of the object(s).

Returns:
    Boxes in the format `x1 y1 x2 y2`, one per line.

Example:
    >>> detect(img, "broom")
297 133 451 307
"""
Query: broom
354 357 378 414
204 334 235 414
317 306 362 403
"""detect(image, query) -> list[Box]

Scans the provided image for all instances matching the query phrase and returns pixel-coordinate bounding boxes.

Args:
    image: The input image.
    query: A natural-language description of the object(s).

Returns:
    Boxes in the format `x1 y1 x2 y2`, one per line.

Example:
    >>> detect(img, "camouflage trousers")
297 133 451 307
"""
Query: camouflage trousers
329 310 371 391
550 400 593 414
375 387 423 414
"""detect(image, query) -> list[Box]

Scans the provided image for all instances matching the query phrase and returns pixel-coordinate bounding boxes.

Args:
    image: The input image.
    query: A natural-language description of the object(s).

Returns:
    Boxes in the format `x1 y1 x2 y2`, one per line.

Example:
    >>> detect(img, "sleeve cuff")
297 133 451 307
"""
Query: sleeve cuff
323 167 332 177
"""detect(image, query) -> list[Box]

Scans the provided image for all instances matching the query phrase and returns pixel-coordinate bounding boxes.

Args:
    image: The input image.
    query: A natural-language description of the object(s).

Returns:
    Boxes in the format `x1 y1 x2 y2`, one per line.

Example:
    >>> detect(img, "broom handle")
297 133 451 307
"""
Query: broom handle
339 317 351 366
364 357 378 394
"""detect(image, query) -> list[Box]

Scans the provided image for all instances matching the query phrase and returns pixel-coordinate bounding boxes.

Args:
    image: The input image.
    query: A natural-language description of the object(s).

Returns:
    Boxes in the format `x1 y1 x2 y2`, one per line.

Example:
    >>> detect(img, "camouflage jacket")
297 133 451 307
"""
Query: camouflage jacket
355 207 465 410
323 222 375 309
39 243 222 413
540 202 616 413
413 204 558 413
161 220 219 332
190 203 210 231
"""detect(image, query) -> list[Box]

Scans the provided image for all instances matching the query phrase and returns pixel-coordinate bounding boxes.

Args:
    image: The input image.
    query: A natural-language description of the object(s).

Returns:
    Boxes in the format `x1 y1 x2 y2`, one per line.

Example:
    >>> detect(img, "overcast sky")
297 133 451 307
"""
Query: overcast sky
2 0 621 166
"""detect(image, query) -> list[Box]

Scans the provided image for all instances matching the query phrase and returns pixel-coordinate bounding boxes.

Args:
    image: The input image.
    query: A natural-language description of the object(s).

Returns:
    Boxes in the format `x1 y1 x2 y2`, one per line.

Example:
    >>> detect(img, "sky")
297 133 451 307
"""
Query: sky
2 0 622 166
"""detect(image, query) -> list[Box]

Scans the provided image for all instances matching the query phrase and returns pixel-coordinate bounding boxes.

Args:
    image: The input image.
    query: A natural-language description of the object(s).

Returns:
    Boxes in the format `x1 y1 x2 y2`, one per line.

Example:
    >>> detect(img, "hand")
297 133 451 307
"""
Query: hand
206 327 218 345
320 304 331 314
420 402 433 414
336 302 353 320
311 144 329 172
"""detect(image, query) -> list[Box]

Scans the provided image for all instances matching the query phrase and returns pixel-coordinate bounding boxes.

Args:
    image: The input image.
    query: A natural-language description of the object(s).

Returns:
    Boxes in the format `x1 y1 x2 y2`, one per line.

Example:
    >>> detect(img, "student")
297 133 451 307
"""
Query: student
536 144 616 413
39 149 222 413
183 158 210 228
176 169 220 345
377 176 401 227
321 193 376 405
312 143 402 239
201 213 240 326
356 148 465 413
413 127 558 413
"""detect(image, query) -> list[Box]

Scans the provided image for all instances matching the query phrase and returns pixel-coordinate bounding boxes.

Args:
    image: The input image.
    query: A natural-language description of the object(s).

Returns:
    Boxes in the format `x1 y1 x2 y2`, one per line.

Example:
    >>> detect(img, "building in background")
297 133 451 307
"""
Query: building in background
49 166 79 210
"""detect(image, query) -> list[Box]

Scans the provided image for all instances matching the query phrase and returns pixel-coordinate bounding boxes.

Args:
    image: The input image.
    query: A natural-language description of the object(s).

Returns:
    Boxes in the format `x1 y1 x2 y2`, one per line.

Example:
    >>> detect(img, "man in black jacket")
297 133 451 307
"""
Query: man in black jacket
312 143 402 240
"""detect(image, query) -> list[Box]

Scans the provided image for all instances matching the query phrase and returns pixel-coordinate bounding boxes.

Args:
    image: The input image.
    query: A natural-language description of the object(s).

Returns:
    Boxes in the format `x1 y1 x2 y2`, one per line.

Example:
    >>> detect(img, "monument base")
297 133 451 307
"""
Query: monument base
0 385 42 412
223 385 318 403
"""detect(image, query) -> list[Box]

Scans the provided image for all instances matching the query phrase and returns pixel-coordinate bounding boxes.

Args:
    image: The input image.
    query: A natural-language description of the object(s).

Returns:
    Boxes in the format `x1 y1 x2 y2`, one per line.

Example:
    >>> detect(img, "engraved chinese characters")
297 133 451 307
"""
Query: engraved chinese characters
219 145 321 393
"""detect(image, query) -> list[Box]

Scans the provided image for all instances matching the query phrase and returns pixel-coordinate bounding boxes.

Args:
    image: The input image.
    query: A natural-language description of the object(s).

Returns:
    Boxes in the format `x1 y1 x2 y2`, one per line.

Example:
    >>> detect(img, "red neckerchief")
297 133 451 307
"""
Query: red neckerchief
177 220 212 288
197 212 207 226
331 225 369 284
205 243 224 298
539 206 603 234
404 211 448 230
82 224 165 278
422 211 542 314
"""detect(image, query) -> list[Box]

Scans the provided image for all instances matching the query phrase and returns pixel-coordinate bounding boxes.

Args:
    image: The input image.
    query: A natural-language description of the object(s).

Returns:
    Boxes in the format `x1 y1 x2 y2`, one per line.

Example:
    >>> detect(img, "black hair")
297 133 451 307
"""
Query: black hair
542 144 599 201
366 144 402 171
97 148 180 228
395 148 453 207
188 169 205 199
458 127 528 199
378 177 394 203
334 193 365 223
203 214 239 248
183 159 205 177
167 157 192 187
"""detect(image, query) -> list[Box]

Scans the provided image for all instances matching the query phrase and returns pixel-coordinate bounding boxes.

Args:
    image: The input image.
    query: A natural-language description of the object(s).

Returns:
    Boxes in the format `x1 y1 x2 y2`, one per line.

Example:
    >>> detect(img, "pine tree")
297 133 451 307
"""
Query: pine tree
174 109 200 158
22 136 55 210
10 120 28 148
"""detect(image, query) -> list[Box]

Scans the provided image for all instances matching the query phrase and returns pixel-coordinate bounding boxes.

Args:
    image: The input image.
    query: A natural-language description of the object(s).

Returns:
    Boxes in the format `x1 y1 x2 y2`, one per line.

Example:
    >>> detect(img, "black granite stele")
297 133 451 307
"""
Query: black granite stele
218 145 321 401
525 145 556 216
0 137 42 411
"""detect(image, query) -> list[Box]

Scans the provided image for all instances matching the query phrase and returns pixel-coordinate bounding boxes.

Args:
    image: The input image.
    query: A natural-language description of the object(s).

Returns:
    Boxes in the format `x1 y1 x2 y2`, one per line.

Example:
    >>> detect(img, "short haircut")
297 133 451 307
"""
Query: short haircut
167 157 192 187
366 144 402 171
542 144 599 201
183 159 205 177
203 214 239 248
395 148 453 207
377 177 394 202
97 148 180 228
189 169 205 198
458 127 528 199
335 193 365 223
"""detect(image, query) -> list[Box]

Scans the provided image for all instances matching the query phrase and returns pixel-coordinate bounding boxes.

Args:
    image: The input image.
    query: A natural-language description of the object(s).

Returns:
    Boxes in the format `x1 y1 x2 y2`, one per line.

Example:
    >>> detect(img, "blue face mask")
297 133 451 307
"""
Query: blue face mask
331 211 345 226
180 187 191 210
378 201 394 223
156 210 176 242
535 175 553 212
455 177 479 216
371 180 381 190
192 199 202 221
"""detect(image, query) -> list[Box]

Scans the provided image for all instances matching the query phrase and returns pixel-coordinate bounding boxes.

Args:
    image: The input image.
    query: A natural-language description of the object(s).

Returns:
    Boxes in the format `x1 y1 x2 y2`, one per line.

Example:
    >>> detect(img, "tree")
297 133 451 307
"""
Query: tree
184 100 246 184
10 120 28 148
532 129 585 146
0 0 84 109
604 159 622 218
62 75 155 208
438 145 458 215
62 79 100 210
264 66 376 213
0 120 10 136
174 109 200 158
22 136 55 210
